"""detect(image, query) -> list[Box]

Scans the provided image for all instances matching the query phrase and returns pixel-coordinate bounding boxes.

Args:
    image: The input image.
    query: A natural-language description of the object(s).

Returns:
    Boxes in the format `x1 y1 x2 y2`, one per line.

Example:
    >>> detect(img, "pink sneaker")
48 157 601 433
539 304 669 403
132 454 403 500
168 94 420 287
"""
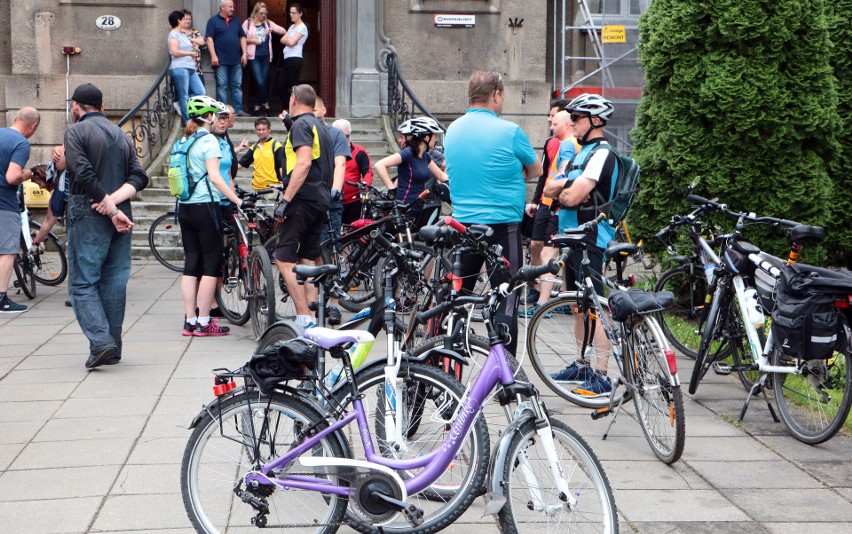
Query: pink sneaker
194 320 230 336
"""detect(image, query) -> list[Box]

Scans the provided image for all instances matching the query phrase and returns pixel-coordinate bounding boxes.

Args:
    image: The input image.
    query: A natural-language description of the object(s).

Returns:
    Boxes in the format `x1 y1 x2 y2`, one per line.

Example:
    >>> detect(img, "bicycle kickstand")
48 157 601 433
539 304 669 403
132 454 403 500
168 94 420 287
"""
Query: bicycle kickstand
737 374 780 423
595 378 627 440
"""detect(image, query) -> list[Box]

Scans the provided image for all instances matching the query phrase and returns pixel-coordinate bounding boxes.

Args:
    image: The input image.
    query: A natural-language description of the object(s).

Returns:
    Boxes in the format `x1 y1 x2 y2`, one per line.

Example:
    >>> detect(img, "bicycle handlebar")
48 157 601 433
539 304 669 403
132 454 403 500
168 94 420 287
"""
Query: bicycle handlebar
443 216 467 234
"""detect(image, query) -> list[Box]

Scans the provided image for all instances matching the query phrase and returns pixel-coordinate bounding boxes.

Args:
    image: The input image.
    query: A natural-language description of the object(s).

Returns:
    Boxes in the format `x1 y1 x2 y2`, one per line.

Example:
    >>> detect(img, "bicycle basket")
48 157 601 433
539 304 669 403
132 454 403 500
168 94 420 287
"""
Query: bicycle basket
247 338 319 394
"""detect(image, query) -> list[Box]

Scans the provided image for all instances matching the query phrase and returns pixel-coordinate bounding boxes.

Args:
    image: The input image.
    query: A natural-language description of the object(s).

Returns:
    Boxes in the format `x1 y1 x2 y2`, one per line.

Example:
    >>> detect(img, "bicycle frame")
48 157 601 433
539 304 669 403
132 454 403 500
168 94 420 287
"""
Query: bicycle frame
242 339 572 504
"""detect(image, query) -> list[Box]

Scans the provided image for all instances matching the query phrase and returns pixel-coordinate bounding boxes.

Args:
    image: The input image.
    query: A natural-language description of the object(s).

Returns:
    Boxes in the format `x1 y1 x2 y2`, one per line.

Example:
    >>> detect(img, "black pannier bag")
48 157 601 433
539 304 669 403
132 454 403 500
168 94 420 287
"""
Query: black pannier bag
248 339 319 394
771 264 852 360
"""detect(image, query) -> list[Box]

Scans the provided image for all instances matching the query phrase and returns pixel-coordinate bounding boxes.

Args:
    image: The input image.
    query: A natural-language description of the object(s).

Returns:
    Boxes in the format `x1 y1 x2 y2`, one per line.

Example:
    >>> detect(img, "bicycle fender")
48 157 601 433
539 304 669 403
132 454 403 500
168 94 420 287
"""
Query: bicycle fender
187 385 250 429
257 318 306 343
483 402 538 516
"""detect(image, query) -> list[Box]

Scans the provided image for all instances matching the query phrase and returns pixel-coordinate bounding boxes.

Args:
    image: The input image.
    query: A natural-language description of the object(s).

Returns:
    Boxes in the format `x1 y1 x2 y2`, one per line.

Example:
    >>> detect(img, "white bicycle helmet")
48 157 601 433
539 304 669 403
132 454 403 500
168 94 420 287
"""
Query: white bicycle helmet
565 93 614 122
410 116 444 134
187 95 228 119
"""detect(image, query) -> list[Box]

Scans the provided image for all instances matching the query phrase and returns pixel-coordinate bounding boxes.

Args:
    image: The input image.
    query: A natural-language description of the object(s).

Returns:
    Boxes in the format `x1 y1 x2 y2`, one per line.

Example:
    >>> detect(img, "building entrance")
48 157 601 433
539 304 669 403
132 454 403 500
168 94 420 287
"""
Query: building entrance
238 0 334 114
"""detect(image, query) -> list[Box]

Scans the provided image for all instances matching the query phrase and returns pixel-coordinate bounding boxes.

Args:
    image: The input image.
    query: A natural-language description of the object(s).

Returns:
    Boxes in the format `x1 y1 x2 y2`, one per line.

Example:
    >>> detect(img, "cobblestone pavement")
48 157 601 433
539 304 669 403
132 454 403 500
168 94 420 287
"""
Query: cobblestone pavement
0 261 849 533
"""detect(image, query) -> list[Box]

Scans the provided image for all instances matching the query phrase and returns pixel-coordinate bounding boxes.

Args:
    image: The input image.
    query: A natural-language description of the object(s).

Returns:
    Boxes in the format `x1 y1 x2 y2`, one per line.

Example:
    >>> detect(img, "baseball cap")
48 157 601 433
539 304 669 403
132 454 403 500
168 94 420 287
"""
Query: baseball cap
69 83 103 106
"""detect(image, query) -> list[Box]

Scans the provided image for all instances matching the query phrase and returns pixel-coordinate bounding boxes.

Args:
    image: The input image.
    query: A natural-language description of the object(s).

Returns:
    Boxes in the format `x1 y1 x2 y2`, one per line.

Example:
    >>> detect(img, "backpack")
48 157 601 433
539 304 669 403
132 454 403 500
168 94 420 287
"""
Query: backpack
771 263 852 360
168 132 209 201
575 142 640 226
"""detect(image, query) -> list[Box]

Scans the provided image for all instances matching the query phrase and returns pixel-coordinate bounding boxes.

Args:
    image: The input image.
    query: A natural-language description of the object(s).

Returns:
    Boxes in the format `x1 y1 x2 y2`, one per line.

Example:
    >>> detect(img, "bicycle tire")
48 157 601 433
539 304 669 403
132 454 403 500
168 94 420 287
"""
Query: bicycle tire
13 252 36 299
334 362 490 534
262 235 297 322
688 284 727 395
248 246 276 339
215 238 250 325
181 391 348 533
631 317 685 464
255 322 301 353
728 306 767 392
527 293 627 409
772 341 852 445
497 417 618 534
148 211 184 272
28 221 67 286
655 265 709 360
322 239 378 313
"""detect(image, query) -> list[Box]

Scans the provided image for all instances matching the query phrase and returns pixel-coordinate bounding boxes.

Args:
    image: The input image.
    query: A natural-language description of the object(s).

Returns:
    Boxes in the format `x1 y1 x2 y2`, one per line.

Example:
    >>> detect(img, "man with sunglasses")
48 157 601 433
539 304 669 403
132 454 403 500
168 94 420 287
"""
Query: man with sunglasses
444 70 542 355
543 93 618 396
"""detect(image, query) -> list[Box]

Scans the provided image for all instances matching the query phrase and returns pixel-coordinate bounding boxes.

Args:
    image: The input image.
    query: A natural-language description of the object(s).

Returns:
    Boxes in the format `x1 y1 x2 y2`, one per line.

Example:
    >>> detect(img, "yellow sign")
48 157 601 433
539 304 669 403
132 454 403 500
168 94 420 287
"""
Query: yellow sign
601 25 626 44
23 181 51 209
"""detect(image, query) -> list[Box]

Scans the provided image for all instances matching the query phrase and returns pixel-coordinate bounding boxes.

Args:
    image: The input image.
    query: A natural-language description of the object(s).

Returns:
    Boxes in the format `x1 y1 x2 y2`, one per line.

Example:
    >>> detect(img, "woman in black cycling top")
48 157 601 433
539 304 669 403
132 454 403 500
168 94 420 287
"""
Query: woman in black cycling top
374 116 447 229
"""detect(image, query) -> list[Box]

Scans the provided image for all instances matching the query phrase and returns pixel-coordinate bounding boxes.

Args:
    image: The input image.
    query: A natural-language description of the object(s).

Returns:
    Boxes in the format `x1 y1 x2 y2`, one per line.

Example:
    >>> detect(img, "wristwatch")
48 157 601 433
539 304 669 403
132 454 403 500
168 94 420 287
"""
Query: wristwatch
107 207 119 218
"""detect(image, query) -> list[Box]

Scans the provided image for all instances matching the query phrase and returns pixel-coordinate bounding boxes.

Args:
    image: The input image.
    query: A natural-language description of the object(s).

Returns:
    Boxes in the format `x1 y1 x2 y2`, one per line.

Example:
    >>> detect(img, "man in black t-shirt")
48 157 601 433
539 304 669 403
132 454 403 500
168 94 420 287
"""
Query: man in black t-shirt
273 84 333 328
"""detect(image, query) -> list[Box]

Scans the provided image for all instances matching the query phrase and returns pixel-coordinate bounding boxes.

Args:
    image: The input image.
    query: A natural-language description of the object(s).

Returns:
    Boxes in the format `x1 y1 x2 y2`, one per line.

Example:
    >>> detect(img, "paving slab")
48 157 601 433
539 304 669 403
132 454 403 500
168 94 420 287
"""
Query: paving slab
0 496 101 533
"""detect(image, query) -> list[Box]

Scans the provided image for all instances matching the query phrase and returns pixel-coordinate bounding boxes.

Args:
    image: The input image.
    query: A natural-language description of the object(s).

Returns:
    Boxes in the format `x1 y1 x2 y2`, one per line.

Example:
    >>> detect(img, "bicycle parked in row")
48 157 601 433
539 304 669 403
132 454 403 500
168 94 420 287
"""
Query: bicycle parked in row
526 214 685 464
181 255 617 533
674 191 852 444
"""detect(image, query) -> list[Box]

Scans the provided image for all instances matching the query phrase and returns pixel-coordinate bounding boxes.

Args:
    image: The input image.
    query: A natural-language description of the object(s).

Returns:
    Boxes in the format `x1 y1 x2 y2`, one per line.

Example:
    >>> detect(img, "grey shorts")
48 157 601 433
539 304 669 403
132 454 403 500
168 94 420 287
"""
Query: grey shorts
0 210 21 255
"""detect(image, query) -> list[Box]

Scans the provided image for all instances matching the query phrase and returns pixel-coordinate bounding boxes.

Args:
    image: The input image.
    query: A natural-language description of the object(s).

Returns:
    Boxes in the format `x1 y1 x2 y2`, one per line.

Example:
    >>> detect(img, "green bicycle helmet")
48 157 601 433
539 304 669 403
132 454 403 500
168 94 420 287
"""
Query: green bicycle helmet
186 95 226 119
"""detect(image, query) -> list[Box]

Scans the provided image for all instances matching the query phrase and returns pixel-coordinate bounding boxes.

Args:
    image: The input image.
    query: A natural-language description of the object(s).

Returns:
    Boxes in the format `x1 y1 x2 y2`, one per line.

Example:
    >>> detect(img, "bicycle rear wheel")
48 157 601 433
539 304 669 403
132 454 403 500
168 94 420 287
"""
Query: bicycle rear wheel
181 391 348 533
497 417 617 533
655 265 708 360
772 341 852 445
335 362 490 534
248 246 276 338
215 238 249 325
28 221 67 285
631 317 685 464
13 252 36 299
322 239 378 313
527 294 626 409
148 211 184 272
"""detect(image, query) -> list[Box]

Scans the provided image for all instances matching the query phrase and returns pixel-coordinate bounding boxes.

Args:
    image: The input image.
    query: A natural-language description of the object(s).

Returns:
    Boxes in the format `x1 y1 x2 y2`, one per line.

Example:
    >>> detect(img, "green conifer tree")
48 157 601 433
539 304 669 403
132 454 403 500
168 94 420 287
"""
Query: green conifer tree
631 0 838 263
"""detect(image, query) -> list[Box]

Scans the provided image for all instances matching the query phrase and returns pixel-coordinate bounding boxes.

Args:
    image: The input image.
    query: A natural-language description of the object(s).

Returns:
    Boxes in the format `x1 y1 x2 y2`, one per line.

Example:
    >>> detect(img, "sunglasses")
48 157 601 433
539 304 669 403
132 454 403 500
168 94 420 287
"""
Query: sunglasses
569 113 590 122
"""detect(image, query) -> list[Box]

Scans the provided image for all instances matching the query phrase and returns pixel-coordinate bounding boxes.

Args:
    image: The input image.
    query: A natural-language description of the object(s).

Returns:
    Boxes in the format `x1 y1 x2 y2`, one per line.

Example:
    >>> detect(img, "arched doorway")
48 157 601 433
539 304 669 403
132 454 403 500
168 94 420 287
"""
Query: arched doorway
238 0 335 113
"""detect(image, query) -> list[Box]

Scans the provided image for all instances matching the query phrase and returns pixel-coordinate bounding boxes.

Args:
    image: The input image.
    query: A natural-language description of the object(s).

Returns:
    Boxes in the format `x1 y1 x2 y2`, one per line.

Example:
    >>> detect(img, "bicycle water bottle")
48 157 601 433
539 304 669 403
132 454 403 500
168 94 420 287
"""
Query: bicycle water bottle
743 288 764 328
703 262 715 285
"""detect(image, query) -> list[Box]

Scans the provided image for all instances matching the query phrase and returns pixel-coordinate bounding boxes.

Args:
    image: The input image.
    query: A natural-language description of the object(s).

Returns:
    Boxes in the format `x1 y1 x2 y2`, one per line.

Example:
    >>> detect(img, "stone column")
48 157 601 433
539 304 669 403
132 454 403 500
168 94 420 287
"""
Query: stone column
348 0 381 118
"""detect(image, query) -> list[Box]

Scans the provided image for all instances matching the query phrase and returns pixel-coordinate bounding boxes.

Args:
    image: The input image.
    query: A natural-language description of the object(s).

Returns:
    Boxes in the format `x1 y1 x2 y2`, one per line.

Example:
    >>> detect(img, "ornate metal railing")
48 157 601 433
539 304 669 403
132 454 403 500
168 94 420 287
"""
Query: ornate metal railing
117 58 176 168
383 50 445 133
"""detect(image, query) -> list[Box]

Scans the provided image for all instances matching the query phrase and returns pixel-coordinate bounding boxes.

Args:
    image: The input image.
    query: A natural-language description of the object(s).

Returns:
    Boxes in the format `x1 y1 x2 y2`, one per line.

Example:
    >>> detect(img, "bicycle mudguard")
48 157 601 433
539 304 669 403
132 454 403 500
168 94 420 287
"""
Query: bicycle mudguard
482 401 539 516
257 319 305 343
661 255 690 267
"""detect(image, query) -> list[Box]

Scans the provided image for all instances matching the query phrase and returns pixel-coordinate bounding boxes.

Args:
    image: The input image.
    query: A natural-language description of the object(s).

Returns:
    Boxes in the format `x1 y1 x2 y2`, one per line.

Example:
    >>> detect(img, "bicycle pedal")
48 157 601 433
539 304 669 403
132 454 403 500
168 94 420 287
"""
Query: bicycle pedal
403 504 424 527
590 407 611 420
713 362 732 375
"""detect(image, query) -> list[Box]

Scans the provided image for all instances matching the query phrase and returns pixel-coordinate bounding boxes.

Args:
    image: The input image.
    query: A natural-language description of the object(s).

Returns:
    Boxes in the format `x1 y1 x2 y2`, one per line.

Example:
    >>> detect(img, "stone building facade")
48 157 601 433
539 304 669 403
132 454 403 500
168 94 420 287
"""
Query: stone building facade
1 0 641 162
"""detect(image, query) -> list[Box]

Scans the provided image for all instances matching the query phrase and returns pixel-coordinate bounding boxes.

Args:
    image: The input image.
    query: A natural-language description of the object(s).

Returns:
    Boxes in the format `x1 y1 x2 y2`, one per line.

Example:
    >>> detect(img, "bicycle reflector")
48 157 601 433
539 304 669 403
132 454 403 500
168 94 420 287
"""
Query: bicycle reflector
664 349 677 374
213 377 236 396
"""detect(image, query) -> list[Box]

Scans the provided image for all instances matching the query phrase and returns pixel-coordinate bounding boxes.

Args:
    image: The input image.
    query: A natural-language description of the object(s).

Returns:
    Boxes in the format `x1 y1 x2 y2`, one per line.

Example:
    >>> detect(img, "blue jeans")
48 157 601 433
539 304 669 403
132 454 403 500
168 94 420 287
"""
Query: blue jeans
320 201 343 250
171 68 205 123
67 196 132 359
214 63 243 113
248 57 271 109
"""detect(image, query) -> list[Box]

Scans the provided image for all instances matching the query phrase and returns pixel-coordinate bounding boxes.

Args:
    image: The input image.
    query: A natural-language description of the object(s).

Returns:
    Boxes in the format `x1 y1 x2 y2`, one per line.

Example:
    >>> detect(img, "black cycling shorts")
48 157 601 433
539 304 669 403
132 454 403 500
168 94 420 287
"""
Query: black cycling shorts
179 203 223 278
530 204 559 245
274 201 326 263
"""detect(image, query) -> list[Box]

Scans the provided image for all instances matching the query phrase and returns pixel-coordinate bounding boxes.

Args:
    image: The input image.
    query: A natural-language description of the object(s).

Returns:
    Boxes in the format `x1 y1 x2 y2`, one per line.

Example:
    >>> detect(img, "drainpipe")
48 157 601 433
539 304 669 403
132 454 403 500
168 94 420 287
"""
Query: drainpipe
62 46 81 124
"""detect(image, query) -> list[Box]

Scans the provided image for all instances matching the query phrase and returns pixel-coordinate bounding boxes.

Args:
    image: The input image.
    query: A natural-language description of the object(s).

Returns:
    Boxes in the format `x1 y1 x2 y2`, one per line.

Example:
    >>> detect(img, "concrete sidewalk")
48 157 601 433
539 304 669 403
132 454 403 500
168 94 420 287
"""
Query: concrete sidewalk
0 261 849 533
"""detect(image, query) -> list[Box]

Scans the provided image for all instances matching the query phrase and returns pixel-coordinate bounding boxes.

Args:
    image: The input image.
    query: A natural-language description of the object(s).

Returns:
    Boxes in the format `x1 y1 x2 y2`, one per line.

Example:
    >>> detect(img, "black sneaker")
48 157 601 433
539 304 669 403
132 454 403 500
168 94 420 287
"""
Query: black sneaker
0 295 27 314
326 305 342 326
86 346 117 369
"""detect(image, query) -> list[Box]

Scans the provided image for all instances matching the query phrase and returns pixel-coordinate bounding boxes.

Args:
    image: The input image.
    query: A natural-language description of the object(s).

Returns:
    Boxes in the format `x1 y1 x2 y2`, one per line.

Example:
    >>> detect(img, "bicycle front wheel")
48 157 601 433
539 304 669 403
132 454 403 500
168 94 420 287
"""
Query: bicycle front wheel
322 239 378 313
28 221 67 285
248 246 276 339
631 317 685 464
527 294 626 409
655 265 708 360
13 253 36 299
181 391 349 533
497 417 618 534
148 211 184 272
215 238 250 325
772 341 852 445
689 284 728 395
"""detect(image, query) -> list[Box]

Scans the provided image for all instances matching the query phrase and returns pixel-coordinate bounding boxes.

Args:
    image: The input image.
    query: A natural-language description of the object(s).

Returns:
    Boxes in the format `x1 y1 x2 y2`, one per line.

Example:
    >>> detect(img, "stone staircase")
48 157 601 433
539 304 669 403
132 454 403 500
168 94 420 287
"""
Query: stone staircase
131 115 396 260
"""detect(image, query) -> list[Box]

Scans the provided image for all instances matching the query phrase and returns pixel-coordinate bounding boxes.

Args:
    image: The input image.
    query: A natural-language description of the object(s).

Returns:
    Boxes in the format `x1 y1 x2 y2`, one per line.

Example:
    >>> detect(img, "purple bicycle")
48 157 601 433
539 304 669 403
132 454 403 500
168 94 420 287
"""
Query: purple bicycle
180 259 616 533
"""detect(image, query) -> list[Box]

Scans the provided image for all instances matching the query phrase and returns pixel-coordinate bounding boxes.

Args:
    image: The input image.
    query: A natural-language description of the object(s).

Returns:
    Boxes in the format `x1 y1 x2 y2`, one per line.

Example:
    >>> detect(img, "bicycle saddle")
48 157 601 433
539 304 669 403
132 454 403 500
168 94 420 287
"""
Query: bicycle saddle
418 225 460 246
304 327 375 350
293 264 338 283
790 224 826 245
550 233 587 248
606 241 639 257
608 289 675 322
